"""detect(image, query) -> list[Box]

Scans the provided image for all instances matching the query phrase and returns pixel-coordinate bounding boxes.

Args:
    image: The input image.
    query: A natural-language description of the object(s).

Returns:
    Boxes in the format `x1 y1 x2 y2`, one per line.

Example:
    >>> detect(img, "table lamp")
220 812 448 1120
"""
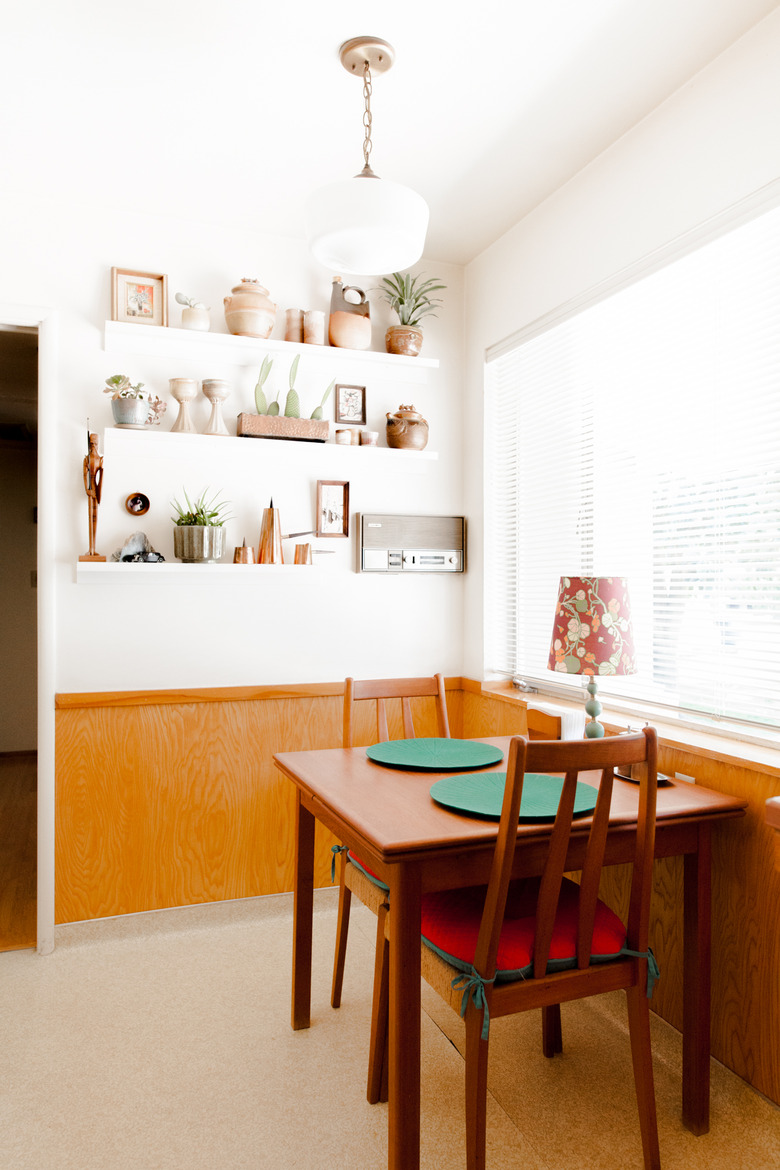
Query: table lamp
548 576 637 738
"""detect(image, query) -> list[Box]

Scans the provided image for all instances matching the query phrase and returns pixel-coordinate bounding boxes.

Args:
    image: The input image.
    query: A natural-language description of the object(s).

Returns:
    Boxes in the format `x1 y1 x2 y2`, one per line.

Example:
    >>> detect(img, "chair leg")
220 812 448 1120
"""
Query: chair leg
541 1004 563 1057
367 902 390 1104
464 1003 490 1170
625 983 661 1170
331 862 352 1009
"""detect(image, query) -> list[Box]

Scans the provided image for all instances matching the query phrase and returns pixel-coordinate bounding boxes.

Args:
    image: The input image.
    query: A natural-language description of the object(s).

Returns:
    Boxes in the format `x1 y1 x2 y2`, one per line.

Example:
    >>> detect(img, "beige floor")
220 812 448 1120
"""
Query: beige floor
1 890 778 1170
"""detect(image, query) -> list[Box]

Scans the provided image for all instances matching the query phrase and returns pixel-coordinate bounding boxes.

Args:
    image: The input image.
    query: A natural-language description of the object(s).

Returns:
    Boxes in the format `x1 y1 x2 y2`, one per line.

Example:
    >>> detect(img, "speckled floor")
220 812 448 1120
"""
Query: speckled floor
1 890 778 1169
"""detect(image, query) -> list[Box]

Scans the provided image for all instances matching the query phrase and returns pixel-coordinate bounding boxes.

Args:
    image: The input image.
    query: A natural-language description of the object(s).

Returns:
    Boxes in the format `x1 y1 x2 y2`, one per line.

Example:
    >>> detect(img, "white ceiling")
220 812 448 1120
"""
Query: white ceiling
3 0 779 266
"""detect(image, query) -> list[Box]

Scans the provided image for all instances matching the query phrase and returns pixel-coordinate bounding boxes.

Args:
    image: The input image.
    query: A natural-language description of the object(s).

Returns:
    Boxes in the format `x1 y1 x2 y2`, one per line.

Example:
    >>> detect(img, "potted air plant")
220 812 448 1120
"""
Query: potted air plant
175 291 210 332
171 487 232 563
376 271 446 357
103 374 166 428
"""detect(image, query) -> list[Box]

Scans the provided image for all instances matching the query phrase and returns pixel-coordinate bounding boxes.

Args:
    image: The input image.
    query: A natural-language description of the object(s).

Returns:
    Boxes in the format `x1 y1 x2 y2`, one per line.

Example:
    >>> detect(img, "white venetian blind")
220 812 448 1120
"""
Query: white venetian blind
485 199 780 729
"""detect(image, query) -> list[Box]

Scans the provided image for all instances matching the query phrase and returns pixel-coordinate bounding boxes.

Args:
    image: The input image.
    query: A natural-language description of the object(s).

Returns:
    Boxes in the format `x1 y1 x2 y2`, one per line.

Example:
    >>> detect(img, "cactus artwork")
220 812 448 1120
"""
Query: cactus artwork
254 356 273 414
283 354 301 418
311 379 335 420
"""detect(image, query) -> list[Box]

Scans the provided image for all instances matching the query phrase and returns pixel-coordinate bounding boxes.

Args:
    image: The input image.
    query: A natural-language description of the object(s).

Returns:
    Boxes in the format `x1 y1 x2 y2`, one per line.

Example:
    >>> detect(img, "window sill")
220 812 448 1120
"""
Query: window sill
473 679 780 780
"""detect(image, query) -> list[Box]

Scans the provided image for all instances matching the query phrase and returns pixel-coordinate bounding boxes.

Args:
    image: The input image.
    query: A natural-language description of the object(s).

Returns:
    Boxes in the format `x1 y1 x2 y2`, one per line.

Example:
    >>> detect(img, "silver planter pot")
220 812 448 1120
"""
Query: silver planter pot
173 526 225 563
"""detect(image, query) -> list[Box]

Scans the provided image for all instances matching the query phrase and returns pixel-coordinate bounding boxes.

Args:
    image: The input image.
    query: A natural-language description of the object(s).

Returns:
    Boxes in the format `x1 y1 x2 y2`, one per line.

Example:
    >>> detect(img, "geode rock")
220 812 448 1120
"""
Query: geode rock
111 532 165 563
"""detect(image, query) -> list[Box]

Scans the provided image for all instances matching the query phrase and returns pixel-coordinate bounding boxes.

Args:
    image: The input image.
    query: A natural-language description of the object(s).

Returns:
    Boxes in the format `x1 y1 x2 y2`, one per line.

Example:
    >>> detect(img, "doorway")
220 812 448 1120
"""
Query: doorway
0 326 39 951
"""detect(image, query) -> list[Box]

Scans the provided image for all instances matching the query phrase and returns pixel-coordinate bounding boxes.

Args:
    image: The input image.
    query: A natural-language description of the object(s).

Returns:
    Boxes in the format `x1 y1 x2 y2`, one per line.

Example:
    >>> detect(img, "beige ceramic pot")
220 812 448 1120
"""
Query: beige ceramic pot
385 325 423 357
385 405 429 451
223 279 277 338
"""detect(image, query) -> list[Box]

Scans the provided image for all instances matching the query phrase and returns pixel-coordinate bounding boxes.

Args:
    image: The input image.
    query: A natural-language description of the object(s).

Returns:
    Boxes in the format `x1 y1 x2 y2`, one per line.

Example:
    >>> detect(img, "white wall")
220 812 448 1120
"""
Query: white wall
463 7 780 679
0 196 464 693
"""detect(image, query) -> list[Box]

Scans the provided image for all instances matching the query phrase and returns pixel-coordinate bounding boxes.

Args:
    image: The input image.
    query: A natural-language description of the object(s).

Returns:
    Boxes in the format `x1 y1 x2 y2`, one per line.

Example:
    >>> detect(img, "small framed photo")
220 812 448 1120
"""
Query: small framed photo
316 480 349 538
111 267 169 326
334 384 366 426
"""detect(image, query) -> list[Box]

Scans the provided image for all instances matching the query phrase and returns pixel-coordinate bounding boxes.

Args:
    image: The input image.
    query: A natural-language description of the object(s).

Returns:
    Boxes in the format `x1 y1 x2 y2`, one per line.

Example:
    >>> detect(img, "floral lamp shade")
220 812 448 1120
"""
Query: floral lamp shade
548 577 636 737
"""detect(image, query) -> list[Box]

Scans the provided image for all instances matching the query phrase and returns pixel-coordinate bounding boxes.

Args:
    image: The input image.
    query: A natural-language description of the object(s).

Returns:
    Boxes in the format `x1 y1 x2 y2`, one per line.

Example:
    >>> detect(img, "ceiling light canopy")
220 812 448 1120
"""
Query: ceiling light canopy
305 37 429 277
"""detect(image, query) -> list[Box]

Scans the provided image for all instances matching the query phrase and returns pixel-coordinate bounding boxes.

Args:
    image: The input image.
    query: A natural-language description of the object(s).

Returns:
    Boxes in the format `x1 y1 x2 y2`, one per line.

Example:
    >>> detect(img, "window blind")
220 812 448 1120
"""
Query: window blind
485 200 780 729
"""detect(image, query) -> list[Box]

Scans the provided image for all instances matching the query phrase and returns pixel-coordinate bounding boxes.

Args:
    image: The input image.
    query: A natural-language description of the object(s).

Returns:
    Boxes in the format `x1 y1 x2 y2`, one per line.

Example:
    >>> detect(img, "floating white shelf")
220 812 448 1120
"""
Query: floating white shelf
76 562 315 583
101 426 438 464
104 321 438 381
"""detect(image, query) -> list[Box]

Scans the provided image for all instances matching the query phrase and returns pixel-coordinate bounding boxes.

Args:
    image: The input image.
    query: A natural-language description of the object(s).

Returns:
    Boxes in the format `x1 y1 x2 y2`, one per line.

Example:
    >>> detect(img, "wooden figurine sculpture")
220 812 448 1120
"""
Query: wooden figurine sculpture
79 431 106 562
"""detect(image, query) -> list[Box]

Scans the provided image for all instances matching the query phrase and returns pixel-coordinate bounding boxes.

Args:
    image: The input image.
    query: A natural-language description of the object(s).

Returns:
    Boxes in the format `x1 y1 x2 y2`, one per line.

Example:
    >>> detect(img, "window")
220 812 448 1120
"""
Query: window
485 199 780 731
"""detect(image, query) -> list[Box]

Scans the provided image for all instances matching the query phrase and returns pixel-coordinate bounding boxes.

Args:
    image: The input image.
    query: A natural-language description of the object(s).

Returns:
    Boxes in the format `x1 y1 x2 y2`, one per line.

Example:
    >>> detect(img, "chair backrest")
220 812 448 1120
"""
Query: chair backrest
343 674 451 748
474 729 658 982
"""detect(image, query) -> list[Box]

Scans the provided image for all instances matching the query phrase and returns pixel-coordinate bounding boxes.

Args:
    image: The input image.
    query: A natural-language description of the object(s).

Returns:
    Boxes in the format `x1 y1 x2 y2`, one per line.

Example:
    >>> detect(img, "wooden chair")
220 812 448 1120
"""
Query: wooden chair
376 728 661 1168
331 674 450 1102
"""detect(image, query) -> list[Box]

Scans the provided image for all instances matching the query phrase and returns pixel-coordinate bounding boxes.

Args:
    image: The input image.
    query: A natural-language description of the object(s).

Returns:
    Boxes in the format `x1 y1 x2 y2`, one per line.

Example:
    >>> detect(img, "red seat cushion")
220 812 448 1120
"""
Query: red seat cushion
347 849 389 892
421 876 627 981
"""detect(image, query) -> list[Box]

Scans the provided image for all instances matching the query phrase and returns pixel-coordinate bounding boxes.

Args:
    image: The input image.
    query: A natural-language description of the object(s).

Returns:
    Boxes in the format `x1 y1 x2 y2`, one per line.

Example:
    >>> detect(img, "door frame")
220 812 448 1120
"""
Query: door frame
0 302 57 954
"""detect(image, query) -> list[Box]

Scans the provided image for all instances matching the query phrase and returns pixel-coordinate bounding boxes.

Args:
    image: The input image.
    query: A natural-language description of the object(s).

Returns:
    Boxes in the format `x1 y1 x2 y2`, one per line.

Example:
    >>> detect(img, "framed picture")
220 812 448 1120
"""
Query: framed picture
334 384 366 426
111 267 168 326
316 480 349 538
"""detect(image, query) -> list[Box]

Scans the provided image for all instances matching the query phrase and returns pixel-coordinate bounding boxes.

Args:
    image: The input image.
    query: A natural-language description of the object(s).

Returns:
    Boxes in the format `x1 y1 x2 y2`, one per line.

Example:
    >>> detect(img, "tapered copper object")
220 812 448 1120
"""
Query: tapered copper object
233 539 256 564
294 543 312 565
258 499 284 564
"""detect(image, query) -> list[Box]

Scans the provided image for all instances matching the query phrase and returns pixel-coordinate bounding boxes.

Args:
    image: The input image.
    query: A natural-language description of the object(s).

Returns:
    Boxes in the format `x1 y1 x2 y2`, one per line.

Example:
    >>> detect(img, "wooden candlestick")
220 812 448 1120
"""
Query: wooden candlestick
258 498 284 564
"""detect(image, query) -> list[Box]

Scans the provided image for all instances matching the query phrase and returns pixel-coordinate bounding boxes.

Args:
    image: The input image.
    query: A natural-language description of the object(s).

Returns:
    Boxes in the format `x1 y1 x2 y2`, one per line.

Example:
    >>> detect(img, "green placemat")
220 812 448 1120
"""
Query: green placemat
365 737 504 772
430 772 598 821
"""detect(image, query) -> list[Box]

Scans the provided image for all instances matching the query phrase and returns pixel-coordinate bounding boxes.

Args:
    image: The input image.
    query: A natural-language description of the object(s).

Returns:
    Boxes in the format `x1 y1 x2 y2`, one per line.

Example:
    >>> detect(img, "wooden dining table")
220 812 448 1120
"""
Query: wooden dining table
274 735 747 1170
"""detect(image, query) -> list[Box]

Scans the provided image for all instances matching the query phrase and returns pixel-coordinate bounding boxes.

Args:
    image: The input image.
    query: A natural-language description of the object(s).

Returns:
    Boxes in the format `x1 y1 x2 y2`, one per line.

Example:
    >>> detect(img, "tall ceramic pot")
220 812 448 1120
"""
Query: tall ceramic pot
223 279 277 338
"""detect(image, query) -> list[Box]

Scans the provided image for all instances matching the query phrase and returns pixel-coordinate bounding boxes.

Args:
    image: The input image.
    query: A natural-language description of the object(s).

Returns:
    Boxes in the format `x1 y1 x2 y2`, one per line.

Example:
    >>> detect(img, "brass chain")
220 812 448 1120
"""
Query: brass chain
362 60 373 169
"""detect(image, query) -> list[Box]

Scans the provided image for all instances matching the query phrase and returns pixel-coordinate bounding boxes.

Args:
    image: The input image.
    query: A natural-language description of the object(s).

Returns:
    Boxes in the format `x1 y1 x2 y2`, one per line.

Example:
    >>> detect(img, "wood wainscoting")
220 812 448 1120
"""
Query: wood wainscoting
54 681 468 923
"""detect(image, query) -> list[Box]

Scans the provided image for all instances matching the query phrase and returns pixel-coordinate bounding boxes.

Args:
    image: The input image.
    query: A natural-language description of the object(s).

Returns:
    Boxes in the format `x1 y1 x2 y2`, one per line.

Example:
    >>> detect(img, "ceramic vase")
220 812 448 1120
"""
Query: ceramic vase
181 306 210 331
328 277 371 349
169 378 199 433
224 279 277 338
202 379 230 436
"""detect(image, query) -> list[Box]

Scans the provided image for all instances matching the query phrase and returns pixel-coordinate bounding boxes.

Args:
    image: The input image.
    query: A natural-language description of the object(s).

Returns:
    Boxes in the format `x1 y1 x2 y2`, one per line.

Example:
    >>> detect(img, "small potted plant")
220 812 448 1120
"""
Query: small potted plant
103 374 166 427
171 487 231 563
376 272 446 357
175 291 210 332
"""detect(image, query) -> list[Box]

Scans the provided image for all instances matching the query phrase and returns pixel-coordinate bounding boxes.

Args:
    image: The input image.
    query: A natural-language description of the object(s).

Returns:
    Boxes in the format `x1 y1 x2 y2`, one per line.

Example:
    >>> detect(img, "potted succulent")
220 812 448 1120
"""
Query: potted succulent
175 291 210 332
237 356 334 442
377 272 446 357
171 488 231 563
103 374 166 427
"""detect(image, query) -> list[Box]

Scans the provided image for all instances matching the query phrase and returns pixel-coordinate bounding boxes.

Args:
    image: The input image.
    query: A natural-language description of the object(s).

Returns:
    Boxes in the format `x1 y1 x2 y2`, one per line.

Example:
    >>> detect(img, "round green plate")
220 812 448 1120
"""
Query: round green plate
365 737 504 772
430 772 598 821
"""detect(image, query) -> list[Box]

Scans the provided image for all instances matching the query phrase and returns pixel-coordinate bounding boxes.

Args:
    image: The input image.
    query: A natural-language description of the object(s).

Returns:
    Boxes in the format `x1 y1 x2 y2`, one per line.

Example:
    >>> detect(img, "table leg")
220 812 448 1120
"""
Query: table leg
388 862 421 1170
292 794 315 1031
682 822 711 1134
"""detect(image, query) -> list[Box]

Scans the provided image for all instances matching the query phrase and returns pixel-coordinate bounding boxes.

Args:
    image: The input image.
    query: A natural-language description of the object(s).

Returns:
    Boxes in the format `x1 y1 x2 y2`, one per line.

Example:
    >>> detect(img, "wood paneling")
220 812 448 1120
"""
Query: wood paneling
55 682 461 923
0 752 36 951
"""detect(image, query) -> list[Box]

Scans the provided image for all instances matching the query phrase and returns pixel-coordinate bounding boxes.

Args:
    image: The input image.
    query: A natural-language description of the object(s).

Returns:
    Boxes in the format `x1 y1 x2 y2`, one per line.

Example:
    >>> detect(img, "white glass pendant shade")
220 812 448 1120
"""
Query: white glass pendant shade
305 174 429 276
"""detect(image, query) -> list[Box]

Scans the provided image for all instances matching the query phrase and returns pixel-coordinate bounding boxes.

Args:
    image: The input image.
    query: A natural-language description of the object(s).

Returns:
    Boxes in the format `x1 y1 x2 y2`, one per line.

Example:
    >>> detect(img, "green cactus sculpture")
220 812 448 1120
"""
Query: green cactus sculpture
311 378 335 420
254 356 273 414
283 354 301 418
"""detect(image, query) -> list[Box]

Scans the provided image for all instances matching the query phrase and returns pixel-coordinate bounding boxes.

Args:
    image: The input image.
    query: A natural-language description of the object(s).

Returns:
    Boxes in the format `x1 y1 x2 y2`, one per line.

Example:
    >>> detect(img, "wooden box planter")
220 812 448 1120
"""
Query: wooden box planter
237 413 330 443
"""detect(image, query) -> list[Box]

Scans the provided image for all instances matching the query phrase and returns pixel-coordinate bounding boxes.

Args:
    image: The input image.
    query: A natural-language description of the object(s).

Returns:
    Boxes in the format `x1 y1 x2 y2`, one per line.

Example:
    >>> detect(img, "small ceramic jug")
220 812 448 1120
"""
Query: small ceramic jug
328 277 371 350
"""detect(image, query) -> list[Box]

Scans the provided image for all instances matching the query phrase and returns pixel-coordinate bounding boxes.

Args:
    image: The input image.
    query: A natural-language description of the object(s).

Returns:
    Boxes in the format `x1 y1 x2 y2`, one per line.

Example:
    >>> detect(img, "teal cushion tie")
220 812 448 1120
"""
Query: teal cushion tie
330 844 348 883
619 947 660 997
450 966 497 1041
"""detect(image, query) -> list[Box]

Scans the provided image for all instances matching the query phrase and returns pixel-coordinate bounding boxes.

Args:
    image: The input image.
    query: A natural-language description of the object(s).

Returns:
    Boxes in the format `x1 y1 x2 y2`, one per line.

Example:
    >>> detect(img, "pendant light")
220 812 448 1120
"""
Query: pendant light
305 37 429 277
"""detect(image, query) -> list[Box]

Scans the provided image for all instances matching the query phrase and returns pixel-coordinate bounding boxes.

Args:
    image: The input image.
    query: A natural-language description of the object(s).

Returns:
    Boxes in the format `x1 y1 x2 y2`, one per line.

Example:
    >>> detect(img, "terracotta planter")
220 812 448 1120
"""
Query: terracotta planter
237 413 329 443
385 325 423 357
